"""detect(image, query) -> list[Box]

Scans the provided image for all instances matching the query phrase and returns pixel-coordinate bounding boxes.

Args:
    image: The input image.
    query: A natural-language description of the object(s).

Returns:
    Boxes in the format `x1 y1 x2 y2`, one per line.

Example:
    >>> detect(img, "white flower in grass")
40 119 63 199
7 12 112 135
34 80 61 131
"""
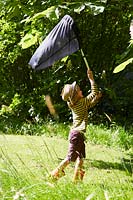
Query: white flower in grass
104 190 109 200
35 114 40 122
11 187 16 192
85 193 95 200
13 190 27 200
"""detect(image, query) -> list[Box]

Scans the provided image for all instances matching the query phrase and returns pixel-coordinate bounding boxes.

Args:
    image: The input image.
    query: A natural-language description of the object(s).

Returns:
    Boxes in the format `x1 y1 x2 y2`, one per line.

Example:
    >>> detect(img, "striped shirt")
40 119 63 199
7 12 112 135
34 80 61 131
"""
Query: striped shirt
68 83 99 133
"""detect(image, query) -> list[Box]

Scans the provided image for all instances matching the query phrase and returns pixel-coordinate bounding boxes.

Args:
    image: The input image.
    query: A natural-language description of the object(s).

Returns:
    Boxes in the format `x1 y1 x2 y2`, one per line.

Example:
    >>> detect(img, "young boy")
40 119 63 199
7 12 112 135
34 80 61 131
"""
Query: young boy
50 69 102 182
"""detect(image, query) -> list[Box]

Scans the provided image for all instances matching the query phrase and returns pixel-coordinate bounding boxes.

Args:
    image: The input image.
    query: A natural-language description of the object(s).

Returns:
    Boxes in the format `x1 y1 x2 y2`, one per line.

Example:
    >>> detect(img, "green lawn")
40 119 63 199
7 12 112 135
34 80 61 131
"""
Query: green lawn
0 134 133 200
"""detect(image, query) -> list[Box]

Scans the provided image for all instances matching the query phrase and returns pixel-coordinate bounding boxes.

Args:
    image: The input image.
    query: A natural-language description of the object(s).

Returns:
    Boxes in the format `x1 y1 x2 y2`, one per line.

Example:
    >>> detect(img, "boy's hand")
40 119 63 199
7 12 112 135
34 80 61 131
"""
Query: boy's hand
87 69 94 82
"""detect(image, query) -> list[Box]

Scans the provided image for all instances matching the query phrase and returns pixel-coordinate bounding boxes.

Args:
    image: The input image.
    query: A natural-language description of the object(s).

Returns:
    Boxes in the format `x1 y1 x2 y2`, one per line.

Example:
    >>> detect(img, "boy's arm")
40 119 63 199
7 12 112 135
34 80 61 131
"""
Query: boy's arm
86 69 102 107
87 69 98 94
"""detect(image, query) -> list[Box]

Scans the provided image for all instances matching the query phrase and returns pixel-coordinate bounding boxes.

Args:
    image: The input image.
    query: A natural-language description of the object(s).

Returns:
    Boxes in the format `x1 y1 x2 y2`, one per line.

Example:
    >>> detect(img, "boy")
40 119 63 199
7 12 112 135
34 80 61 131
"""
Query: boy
50 69 102 182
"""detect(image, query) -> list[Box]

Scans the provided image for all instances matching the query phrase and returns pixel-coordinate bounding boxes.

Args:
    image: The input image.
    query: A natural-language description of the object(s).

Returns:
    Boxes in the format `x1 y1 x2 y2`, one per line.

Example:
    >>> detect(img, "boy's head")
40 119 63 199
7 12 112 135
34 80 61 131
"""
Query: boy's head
61 82 83 104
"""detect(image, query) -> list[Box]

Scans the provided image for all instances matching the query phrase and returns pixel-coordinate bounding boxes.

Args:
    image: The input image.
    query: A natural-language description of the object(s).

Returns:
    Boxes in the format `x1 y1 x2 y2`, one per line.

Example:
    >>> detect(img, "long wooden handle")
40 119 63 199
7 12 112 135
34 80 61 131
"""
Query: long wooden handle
80 49 90 69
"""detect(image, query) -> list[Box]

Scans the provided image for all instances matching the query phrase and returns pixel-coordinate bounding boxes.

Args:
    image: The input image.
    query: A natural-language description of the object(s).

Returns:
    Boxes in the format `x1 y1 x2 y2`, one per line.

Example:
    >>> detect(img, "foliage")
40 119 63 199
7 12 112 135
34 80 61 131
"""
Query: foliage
113 18 133 73
113 57 133 73
113 41 133 73
0 0 133 128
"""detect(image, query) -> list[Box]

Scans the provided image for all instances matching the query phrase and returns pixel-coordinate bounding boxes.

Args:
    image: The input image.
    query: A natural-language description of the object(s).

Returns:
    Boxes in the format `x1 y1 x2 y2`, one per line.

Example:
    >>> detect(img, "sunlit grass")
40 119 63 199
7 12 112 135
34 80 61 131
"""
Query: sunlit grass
0 134 132 200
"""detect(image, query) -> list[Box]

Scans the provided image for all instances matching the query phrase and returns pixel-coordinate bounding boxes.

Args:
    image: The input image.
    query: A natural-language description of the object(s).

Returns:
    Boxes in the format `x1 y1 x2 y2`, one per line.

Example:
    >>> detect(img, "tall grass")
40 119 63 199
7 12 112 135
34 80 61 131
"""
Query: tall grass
87 123 133 150
0 133 132 200
0 119 132 149
0 122 132 199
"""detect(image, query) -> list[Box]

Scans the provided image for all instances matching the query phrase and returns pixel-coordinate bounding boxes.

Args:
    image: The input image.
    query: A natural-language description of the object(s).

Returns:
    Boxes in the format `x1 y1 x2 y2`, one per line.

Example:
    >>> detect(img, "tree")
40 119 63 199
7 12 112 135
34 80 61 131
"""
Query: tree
0 0 132 127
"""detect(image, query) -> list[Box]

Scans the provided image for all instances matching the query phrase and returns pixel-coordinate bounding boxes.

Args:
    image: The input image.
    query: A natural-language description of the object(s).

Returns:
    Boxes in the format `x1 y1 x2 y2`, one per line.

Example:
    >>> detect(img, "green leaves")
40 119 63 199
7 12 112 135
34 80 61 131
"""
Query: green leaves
0 93 21 116
19 0 107 50
113 58 133 73
72 3 86 14
58 2 106 15
83 2 105 15
19 1 106 49
21 6 57 24
19 6 58 49
32 6 57 21
113 40 133 73
19 30 41 49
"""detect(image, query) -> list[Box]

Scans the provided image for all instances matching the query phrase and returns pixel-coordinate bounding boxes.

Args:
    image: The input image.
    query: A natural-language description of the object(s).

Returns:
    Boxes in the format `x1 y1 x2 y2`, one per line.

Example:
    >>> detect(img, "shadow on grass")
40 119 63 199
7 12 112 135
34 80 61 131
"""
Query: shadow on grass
86 158 133 175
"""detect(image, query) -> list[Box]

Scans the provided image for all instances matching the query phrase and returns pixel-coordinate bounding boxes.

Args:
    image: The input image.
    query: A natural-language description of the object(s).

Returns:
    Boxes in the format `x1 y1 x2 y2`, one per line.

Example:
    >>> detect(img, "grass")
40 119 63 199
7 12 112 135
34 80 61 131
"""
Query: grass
0 131 133 200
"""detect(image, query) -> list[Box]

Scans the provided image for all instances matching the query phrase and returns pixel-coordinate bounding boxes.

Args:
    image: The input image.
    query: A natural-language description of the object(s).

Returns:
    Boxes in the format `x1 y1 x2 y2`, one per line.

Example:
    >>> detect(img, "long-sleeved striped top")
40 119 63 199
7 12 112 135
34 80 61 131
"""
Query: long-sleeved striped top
68 83 99 133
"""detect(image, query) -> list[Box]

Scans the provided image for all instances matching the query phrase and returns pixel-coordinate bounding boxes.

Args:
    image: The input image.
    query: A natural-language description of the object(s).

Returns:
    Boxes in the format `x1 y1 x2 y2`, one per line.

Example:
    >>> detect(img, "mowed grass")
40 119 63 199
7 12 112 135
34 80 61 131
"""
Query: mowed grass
0 134 133 200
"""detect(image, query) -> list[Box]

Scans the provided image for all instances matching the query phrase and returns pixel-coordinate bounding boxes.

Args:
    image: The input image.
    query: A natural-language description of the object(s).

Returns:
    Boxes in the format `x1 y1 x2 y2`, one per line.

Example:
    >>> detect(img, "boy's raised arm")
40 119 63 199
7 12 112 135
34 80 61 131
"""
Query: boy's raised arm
86 69 102 107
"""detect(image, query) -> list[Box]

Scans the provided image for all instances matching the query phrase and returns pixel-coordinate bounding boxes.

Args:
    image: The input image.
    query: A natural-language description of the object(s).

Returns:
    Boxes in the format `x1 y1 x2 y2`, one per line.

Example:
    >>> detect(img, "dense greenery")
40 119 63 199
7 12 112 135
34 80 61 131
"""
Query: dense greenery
0 0 133 129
